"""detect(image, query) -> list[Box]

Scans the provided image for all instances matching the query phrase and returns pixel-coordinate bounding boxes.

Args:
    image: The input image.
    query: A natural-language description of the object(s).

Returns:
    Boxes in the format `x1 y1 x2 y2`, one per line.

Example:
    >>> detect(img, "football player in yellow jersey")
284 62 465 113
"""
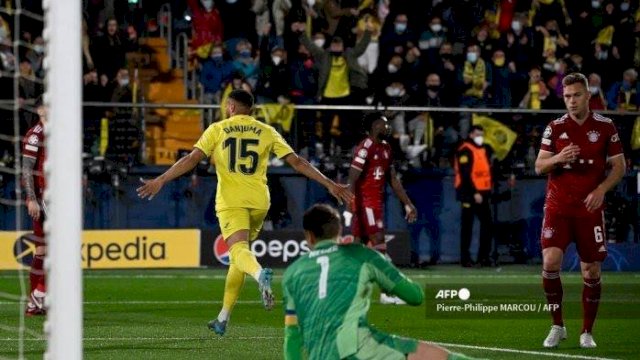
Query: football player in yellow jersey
137 89 353 335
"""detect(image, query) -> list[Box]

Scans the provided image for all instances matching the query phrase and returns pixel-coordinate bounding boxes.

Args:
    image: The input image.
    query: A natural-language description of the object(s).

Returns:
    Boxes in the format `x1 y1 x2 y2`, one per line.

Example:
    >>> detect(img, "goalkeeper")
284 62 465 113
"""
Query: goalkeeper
282 204 478 360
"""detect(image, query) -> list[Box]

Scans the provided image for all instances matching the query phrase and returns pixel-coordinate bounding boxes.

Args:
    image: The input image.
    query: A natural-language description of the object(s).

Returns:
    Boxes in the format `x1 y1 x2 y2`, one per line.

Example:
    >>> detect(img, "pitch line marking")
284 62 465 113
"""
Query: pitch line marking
435 342 620 360
0 300 269 305
0 337 622 359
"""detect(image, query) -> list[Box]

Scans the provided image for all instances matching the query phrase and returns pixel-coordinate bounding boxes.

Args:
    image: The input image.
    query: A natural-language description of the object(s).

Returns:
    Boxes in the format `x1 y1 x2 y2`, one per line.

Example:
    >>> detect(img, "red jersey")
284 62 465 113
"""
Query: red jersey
350 137 392 205
540 113 623 212
23 121 46 196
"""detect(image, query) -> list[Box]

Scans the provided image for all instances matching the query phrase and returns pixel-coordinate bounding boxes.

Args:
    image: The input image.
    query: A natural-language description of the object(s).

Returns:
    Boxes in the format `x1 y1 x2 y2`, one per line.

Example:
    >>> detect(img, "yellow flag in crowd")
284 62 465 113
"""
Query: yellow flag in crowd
472 114 517 161
595 25 615 46
254 104 295 133
631 117 640 150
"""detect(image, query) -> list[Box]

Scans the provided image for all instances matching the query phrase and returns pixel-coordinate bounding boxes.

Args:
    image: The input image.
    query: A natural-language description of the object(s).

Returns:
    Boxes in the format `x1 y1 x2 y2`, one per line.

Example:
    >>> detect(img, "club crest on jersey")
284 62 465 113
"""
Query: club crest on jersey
543 126 552 139
373 166 384 180
27 135 39 145
357 148 368 158
587 131 600 143
543 227 554 239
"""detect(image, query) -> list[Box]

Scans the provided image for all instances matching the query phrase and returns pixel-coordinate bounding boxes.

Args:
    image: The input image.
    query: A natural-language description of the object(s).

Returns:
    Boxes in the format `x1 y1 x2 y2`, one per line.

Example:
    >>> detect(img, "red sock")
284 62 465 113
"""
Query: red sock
582 278 601 334
30 255 45 293
542 270 563 326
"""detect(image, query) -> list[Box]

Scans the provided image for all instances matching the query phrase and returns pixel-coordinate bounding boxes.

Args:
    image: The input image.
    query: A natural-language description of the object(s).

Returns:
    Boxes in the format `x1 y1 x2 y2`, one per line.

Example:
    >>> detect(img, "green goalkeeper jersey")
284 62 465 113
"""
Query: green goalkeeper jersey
282 240 423 360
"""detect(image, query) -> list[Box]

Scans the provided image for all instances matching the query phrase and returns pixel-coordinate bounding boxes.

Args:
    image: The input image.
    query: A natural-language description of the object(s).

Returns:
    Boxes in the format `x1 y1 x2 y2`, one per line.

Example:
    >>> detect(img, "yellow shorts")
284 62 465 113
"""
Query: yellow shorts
217 208 268 241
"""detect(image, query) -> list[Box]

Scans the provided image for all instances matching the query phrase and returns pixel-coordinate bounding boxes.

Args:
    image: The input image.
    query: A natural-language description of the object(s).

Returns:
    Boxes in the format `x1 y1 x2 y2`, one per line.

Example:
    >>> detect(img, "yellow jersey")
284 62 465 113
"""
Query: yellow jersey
194 115 294 211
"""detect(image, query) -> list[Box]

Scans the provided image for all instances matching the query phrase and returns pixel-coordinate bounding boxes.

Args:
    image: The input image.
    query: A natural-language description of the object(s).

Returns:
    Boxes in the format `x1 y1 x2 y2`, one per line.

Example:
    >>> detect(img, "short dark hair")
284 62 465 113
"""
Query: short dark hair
470 125 484 133
303 204 341 240
331 36 343 45
228 89 254 108
362 111 384 132
562 72 588 89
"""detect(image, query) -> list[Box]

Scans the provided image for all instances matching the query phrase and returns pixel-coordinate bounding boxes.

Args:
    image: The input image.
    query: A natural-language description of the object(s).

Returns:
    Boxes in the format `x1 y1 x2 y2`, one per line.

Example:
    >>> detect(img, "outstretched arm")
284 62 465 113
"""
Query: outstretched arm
137 148 206 200
284 153 353 205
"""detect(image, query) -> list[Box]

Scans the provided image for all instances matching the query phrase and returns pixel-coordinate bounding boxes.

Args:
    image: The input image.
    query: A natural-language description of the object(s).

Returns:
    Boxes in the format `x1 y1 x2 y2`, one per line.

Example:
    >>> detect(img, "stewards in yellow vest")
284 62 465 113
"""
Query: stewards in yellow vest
454 125 494 267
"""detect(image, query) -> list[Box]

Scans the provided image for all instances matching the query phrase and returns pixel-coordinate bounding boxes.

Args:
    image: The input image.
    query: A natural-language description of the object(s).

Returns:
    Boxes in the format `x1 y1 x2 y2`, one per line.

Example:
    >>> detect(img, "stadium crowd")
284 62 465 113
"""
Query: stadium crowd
1 0 640 168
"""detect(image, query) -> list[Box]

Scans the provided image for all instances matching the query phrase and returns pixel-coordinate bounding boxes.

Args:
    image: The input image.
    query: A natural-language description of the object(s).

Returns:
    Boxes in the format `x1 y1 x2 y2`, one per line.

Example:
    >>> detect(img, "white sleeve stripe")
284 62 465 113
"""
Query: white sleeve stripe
539 149 555 154
25 144 38 152
350 164 363 171
354 157 365 164
23 154 36 159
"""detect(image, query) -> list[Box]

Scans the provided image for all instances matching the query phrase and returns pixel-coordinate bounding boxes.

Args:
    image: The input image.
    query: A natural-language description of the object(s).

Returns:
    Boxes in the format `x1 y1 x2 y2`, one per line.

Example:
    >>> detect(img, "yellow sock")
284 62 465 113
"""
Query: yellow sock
229 241 262 282
218 263 245 321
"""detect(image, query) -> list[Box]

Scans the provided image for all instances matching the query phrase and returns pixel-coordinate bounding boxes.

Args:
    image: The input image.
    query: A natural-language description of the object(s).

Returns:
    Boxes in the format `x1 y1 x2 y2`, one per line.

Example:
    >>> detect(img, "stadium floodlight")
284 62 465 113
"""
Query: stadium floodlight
42 0 83 358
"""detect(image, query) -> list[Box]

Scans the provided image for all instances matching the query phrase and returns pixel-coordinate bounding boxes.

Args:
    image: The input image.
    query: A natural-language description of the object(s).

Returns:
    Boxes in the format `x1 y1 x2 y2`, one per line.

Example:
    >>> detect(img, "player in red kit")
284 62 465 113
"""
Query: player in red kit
22 104 48 316
535 73 625 349
348 112 417 305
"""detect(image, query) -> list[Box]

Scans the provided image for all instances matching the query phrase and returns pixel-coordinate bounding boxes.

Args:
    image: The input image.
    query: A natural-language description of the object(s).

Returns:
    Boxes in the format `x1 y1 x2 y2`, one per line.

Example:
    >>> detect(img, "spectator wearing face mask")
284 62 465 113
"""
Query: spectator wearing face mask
606 68 640 110
454 125 494 268
381 81 410 137
110 68 138 118
188 0 224 59
374 54 405 98
588 72 607 110
25 36 45 79
292 20 372 152
232 40 260 89
200 43 234 123
257 23 290 103
585 41 622 89
459 44 491 137
379 13 414 64
500 13 534 69
417 16 446 64
487 49 513 108
289 42 319 105
546 58 569 105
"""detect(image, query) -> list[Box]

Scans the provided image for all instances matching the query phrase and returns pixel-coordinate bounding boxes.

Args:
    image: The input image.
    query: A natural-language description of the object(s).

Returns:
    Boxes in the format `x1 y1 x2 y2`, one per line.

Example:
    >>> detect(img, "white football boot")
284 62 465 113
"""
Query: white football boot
543 325 567 348
580 332 597 348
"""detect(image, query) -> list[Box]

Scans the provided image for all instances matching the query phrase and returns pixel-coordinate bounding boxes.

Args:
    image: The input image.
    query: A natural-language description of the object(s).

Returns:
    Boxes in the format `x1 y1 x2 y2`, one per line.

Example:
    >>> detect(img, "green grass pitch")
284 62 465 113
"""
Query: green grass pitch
0 265 638 359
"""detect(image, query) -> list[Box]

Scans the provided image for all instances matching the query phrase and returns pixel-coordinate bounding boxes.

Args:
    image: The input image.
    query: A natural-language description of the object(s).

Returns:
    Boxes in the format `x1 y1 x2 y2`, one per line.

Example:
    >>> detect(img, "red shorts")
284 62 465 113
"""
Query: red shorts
541 208 607 263
352 203 384 238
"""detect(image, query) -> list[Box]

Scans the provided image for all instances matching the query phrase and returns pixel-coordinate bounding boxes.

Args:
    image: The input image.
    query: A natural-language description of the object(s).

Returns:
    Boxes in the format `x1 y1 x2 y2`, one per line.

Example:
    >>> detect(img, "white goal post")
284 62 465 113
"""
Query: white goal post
42 0 83 358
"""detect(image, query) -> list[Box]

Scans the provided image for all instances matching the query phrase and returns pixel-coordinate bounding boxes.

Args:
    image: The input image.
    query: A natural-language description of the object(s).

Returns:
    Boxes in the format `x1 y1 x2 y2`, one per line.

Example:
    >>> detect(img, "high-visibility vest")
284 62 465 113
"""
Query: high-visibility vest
454 142 492 191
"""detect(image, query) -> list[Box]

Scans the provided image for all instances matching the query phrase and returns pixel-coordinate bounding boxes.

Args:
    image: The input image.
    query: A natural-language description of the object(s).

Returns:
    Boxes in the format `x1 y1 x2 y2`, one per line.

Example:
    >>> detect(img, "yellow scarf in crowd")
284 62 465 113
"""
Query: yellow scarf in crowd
463 59 486 98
